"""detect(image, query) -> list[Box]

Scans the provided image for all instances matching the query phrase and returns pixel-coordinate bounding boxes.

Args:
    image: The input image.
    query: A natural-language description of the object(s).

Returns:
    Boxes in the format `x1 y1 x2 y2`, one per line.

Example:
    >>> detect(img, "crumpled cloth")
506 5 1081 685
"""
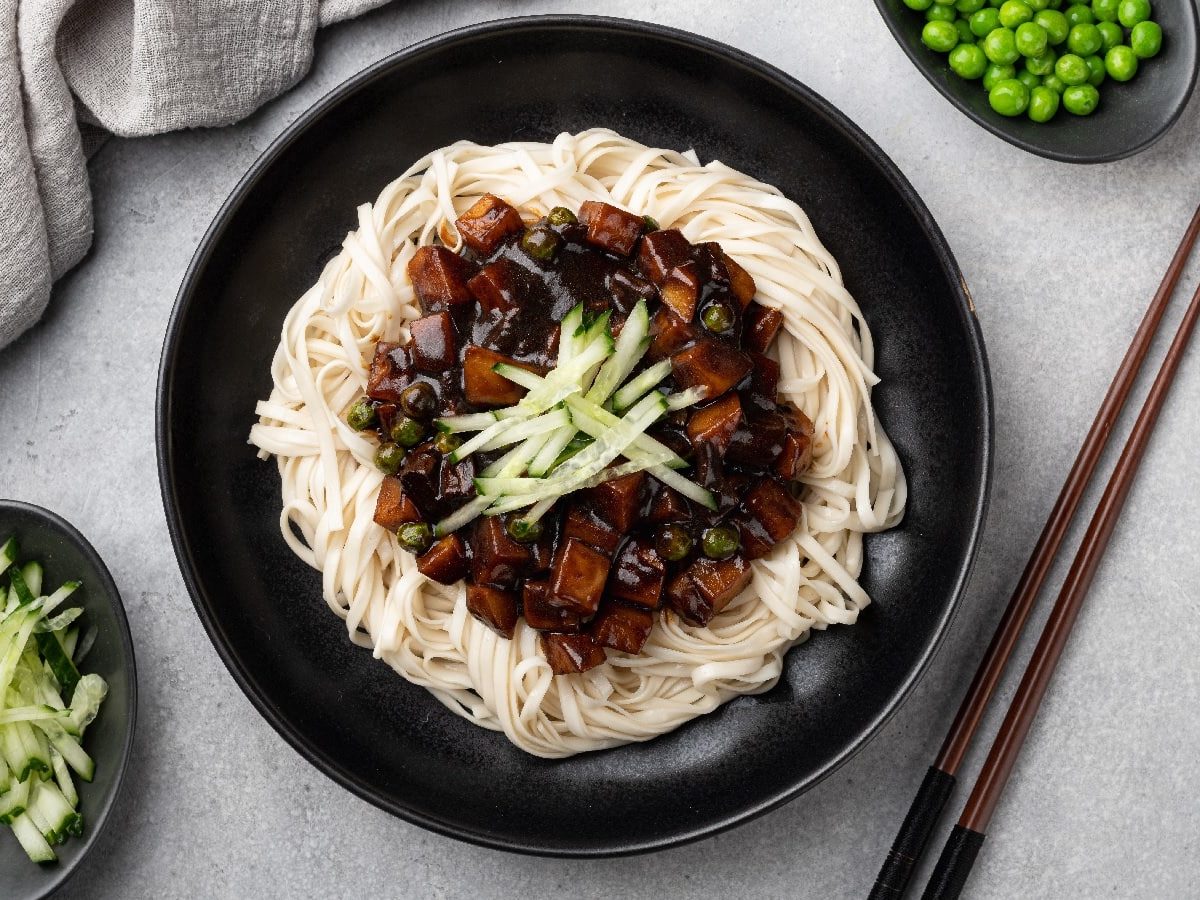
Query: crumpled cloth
0 0 389 348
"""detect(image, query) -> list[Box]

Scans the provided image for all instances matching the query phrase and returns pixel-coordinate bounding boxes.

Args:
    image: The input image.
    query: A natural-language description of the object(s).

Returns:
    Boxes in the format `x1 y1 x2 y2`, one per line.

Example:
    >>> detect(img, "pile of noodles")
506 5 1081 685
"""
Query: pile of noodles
249 128 906 758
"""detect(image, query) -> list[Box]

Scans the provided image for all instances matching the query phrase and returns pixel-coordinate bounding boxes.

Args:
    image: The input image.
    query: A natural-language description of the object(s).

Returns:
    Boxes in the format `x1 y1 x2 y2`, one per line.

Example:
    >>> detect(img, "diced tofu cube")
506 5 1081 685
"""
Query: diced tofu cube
416 535 468 584
743 477 802 543
725 411 788 468
455 194 524 255
548 537 611 617
408 312 458 373
407 246 474 312
562 505 620 555
671 338 752 398
717 248 756 308
608 539 666 609
686 393 743 456
660 261 701 322
646 306 697 361
590 602 655 654
637 228 693 284
579 200 644 256
775 402 815 479
749 352 781 406
373 476 421 530
664 570 707 626
439 455 476 505
744 302 783 354
647 485 691 524
668 556 752 625
466 583 519 638
468 258 524 312
522 581 583 632
463 346 545 407
470 515 532 588
367 342 414 402
731 512 775 561
398 444 441 518
541 632 607 675
588 470 646 534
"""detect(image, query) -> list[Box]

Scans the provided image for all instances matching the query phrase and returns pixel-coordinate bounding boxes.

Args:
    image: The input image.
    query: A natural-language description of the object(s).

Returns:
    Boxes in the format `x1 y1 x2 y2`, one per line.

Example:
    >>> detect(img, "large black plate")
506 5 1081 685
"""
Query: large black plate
157 16 992 856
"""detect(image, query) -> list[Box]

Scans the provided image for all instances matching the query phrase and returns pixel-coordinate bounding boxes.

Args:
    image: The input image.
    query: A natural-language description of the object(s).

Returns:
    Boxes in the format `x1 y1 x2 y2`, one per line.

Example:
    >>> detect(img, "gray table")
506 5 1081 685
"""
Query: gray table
3 2 1199 898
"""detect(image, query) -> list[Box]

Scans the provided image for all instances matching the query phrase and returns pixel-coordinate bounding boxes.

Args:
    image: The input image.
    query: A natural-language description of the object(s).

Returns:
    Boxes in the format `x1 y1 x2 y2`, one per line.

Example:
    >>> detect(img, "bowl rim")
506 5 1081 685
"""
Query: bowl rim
872 0 1200 164
0 498 138 895
156 14 994 856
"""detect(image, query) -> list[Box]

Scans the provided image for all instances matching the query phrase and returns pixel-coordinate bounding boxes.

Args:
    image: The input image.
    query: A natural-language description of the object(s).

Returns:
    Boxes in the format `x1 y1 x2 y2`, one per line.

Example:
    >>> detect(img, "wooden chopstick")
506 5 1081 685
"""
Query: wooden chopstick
920 272 1200 900
869 199 1200 900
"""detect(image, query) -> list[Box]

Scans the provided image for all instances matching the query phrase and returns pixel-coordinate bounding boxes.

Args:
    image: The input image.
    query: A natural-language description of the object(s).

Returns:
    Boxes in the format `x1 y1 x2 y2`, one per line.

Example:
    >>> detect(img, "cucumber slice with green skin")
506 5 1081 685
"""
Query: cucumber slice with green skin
0 752 9 794
665 386 707 411
20 563 42 600
0 773 28 825
0 706 72 728
1 724 29 781
509 333 613 414
556 303 585 365
51 749 77 808
61 627 79 660
7 566 35 606
610 358 674 413
434 412 498 434
30 778 80 842
564 396 687 470
433 433 552 537
42 727 93 782
586 300 650 404
10 811 55 862
65 674 107 738
17 721 50 776
526 425 578 477
474 408 571 453
35 603 83 633
0 606 43 710
35 632 80 699
0 537 16 577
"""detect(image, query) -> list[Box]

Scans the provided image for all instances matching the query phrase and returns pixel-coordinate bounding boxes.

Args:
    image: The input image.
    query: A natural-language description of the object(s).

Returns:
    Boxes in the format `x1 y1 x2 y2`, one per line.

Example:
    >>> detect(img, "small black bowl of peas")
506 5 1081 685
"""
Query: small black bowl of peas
874 0 1199 162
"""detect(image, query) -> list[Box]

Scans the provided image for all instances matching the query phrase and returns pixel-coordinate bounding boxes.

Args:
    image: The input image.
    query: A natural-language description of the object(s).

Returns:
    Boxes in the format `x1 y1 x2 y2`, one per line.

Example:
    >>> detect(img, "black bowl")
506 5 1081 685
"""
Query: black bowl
875 0 1199 163
157 16 992 856
0 500 137 898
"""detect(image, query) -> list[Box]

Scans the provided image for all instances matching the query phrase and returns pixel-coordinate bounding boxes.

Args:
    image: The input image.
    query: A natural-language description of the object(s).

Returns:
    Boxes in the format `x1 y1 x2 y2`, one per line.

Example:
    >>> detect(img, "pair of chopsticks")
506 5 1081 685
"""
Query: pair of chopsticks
869 200 1200 900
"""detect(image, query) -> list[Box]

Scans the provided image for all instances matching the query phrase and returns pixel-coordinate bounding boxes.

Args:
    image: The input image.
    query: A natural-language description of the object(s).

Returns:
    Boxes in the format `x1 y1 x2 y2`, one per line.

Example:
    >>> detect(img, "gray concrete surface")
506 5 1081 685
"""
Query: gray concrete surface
2 1 1199 897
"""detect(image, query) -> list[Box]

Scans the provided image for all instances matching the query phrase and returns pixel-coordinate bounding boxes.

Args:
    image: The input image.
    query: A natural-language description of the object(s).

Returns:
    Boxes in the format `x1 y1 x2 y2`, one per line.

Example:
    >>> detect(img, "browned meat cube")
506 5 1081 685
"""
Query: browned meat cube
407 246 474 312
664 570 707 625
647 307 697 361
743 477 802 544
660 261 701 322
671 338 752 398
541 632 607 675
367 342 415 402
749 352 780 404
466 583 520 639
686 393 743 456
398 444 441 518
588 470 646 534
548 537 611 617
408 312 458 373
637 228 693 285
468 258 524 312
689 555 752 615
775 402 815 479
590 602 655 654
608 538 666 609
439 455 476 506
562 505 620 555
522 581 583 633
731 512 775 561
579 201 644 256
416 535 468 584
455 194 524 255
463 346 545 407
744 302 783 354
647 485 691 524
718 249 756 308
470 515 532 588
373 476 421 530
725 411 788 468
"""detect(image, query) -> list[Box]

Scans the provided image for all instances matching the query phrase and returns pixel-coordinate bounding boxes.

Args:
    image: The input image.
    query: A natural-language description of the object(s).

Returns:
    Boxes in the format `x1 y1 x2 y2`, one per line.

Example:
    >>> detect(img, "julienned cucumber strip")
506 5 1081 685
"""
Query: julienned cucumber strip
8 566 35 606
10 811 54 862
433 432 553 536
20 563 43 601
564 396 687 470
586 300 650 404
0 538 16 577
35 632 80 699
611 358 674 412
527 425 578 477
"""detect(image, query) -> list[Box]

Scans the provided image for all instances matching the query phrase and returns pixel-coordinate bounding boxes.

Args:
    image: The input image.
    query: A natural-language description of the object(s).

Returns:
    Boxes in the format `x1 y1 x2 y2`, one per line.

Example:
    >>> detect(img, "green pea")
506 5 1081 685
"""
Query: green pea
950 42 990 78
1015 21 1049 55
520 226 561 262
1065 3 1095 25
656 524 693 562
506 517 544 544
375 442 405 475
1042 72 1068 92
989 0 1005 7
700 526 740 560
989 78 1031 115
957 0 987 11
399 381 437 420
933 0 957 4
346 398 378 431
1084 53 1107 84
1096 20 1124 51
984 27 1021 63
1016 69 1041 89
1091 0 1120 21
1035 9 1070 43
1105 43 1139 79
922 19 960 51
927 5 958 20
546 206 578 227
397 522 434 554
1117 0 1150 27
1067 22 1103 54
999 0 1034 26
1130 20 1162 58
642 215 660 233
390 416 427 448
433 432 461 455
955 19 976 43
1026 47 1058 74
1026 0 1051 9
1028 84 1062 120
701 301 735 334
983 62 1018 89
1055 52 1090 83
1062 82 1100 114
970 8 1002 35
904 0 934 8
